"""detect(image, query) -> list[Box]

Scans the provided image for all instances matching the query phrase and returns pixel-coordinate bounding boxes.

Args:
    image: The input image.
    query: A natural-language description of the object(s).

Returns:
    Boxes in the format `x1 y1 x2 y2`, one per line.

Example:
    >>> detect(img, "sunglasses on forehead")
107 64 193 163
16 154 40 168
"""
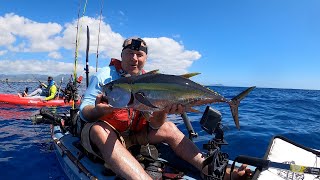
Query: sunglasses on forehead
123 39 148 54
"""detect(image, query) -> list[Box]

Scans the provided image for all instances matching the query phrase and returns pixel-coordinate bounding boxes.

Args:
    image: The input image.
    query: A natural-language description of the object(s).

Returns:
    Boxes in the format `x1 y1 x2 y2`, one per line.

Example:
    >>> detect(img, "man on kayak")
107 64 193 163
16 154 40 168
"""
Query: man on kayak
80 37 251 180
19 76 57 101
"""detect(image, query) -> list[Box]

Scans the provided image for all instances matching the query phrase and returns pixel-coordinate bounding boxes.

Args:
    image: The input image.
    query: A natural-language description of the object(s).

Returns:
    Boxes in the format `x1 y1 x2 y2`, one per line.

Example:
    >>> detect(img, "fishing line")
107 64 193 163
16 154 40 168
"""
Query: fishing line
95 0 104 72
5 78 20 93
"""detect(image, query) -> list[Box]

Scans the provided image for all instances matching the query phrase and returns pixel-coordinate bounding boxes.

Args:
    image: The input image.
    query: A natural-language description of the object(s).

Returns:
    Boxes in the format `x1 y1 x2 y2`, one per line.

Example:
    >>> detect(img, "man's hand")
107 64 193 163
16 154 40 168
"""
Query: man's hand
94 94 114 116
81 94 115 122
149 104 186 129
163 104 185 114
40 82 46 88
225 164 252 180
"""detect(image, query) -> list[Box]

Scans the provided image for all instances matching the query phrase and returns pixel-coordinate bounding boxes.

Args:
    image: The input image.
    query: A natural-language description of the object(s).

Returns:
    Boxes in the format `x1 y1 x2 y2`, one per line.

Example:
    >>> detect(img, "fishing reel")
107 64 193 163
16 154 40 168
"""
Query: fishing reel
64 81 79 103
200 106 229 180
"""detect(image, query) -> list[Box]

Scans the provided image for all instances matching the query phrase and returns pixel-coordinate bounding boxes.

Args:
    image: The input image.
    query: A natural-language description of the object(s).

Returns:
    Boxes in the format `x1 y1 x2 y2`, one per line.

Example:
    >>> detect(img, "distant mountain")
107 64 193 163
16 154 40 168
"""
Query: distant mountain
0 74 88 83
206 83 224 86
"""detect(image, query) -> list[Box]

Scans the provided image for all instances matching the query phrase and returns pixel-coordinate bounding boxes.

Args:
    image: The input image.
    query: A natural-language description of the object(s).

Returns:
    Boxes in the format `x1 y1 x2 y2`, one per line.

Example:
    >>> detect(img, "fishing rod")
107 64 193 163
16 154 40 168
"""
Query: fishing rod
181 112 198 140
57 77 64 99
85 25 90 88
31 74 47 89
73 0 88 109
232 155 320 176
32 74 42 84
73 0 88 85
95 0 103 73
5 78 30 96
73 0 81 87
5 78 21 93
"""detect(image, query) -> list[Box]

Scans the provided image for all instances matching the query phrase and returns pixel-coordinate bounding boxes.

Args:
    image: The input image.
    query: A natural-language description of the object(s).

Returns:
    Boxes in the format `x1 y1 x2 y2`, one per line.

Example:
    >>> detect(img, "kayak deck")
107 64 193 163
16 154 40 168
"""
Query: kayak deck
51 125 201 180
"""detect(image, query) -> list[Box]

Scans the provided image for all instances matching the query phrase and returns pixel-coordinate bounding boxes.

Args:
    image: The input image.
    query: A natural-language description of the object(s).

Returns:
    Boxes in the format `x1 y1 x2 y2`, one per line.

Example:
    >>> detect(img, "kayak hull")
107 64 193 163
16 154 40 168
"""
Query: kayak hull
0 94 79 107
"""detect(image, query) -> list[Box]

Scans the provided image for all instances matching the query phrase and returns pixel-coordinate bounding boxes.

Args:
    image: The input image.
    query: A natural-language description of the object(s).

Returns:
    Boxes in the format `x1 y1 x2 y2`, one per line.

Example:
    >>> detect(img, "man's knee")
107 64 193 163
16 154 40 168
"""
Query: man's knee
90 122 117 144
159 121 180 136
164 121 179 130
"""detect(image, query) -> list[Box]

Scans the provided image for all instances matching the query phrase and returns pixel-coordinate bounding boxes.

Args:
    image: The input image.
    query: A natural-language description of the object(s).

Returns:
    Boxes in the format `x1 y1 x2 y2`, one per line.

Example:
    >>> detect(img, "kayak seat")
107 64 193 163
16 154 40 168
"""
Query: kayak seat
145 162 163 180
129 144 164 180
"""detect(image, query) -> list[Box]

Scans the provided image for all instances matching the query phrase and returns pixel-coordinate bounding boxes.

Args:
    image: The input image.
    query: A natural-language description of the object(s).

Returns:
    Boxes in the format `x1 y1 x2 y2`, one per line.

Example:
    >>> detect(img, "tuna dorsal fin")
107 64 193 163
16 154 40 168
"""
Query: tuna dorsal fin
134 92 158 108
145 69 159 75
180 72 201 79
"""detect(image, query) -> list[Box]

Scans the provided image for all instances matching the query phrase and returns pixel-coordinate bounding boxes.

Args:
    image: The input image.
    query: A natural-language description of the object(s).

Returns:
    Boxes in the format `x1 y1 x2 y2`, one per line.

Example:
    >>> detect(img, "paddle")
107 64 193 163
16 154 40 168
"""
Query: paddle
233 155 320 176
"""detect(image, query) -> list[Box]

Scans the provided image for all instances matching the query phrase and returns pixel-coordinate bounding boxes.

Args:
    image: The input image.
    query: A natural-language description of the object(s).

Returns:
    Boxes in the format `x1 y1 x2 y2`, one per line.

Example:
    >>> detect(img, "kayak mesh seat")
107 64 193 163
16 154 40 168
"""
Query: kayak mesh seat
145 162 164 180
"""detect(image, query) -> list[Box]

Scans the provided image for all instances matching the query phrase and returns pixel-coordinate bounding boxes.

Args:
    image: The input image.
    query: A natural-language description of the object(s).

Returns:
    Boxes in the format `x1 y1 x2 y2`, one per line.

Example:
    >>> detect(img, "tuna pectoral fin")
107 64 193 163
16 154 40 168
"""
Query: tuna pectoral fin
134 92 158 108
186 107 200 113
229 86 256 130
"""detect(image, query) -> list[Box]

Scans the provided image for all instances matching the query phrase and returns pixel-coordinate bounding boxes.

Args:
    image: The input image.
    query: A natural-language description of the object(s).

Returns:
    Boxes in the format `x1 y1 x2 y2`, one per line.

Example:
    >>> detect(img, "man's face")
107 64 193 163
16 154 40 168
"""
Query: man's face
121 48 147 76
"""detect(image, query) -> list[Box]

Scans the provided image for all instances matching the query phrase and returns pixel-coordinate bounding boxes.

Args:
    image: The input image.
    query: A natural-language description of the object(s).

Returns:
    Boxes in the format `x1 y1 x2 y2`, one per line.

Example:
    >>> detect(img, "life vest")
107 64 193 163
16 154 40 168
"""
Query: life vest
99 58 147 133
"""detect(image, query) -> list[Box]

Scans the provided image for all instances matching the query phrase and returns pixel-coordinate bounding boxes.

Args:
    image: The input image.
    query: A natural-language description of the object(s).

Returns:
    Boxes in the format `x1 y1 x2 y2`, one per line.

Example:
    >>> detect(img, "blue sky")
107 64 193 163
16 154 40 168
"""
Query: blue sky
1 0 319 90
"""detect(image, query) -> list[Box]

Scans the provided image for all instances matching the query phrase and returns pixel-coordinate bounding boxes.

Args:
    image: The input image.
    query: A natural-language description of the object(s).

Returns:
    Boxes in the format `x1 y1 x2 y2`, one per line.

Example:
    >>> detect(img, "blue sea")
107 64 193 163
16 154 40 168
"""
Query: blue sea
0 82 320 180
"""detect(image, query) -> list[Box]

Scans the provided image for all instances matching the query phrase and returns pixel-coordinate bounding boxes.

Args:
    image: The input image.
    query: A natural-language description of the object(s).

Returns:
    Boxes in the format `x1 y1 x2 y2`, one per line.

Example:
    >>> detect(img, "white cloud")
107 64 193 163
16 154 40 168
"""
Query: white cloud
0 13 62 52
144 37 201 74
0 50 8 56
60 16 124 59
0 59 96 76
0 13 201 75
48 51 62 59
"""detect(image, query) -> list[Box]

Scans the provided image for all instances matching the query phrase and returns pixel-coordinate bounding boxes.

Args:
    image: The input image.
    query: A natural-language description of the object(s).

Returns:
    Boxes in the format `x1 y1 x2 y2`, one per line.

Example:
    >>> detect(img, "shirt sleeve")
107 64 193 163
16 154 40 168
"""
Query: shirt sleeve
79 66 119 121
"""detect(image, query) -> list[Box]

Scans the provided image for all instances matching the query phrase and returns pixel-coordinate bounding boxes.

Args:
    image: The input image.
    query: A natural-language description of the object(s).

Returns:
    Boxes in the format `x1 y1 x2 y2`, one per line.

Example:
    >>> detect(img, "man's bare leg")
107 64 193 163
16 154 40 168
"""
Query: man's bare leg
148 121 252 180
148 121 205 171
90 122 152 180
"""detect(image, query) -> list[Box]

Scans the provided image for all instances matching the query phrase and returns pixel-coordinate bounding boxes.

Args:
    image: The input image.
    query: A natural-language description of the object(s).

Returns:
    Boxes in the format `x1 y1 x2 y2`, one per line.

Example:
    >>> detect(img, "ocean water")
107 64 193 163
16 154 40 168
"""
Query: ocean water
0 82 320 180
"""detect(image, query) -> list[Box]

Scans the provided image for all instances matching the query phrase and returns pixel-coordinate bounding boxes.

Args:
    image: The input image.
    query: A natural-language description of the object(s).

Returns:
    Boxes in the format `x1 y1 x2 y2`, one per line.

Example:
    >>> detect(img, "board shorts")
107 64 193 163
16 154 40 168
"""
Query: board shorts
81 120 149 160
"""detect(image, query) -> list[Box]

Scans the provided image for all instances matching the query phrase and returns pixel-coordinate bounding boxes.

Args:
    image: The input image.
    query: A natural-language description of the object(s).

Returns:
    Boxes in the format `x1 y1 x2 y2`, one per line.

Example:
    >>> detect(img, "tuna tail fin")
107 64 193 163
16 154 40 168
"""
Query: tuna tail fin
229 86 256 130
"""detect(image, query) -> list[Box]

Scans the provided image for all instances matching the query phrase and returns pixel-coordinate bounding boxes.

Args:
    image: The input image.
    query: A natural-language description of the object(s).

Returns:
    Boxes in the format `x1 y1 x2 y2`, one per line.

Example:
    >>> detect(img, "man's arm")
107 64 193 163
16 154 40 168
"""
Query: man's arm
81 94 114 122
79 66 116 122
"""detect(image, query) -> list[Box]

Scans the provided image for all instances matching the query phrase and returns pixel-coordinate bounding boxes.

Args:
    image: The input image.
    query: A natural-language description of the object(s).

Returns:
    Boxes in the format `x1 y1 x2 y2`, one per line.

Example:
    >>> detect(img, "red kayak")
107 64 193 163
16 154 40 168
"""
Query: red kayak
0 94 80 107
